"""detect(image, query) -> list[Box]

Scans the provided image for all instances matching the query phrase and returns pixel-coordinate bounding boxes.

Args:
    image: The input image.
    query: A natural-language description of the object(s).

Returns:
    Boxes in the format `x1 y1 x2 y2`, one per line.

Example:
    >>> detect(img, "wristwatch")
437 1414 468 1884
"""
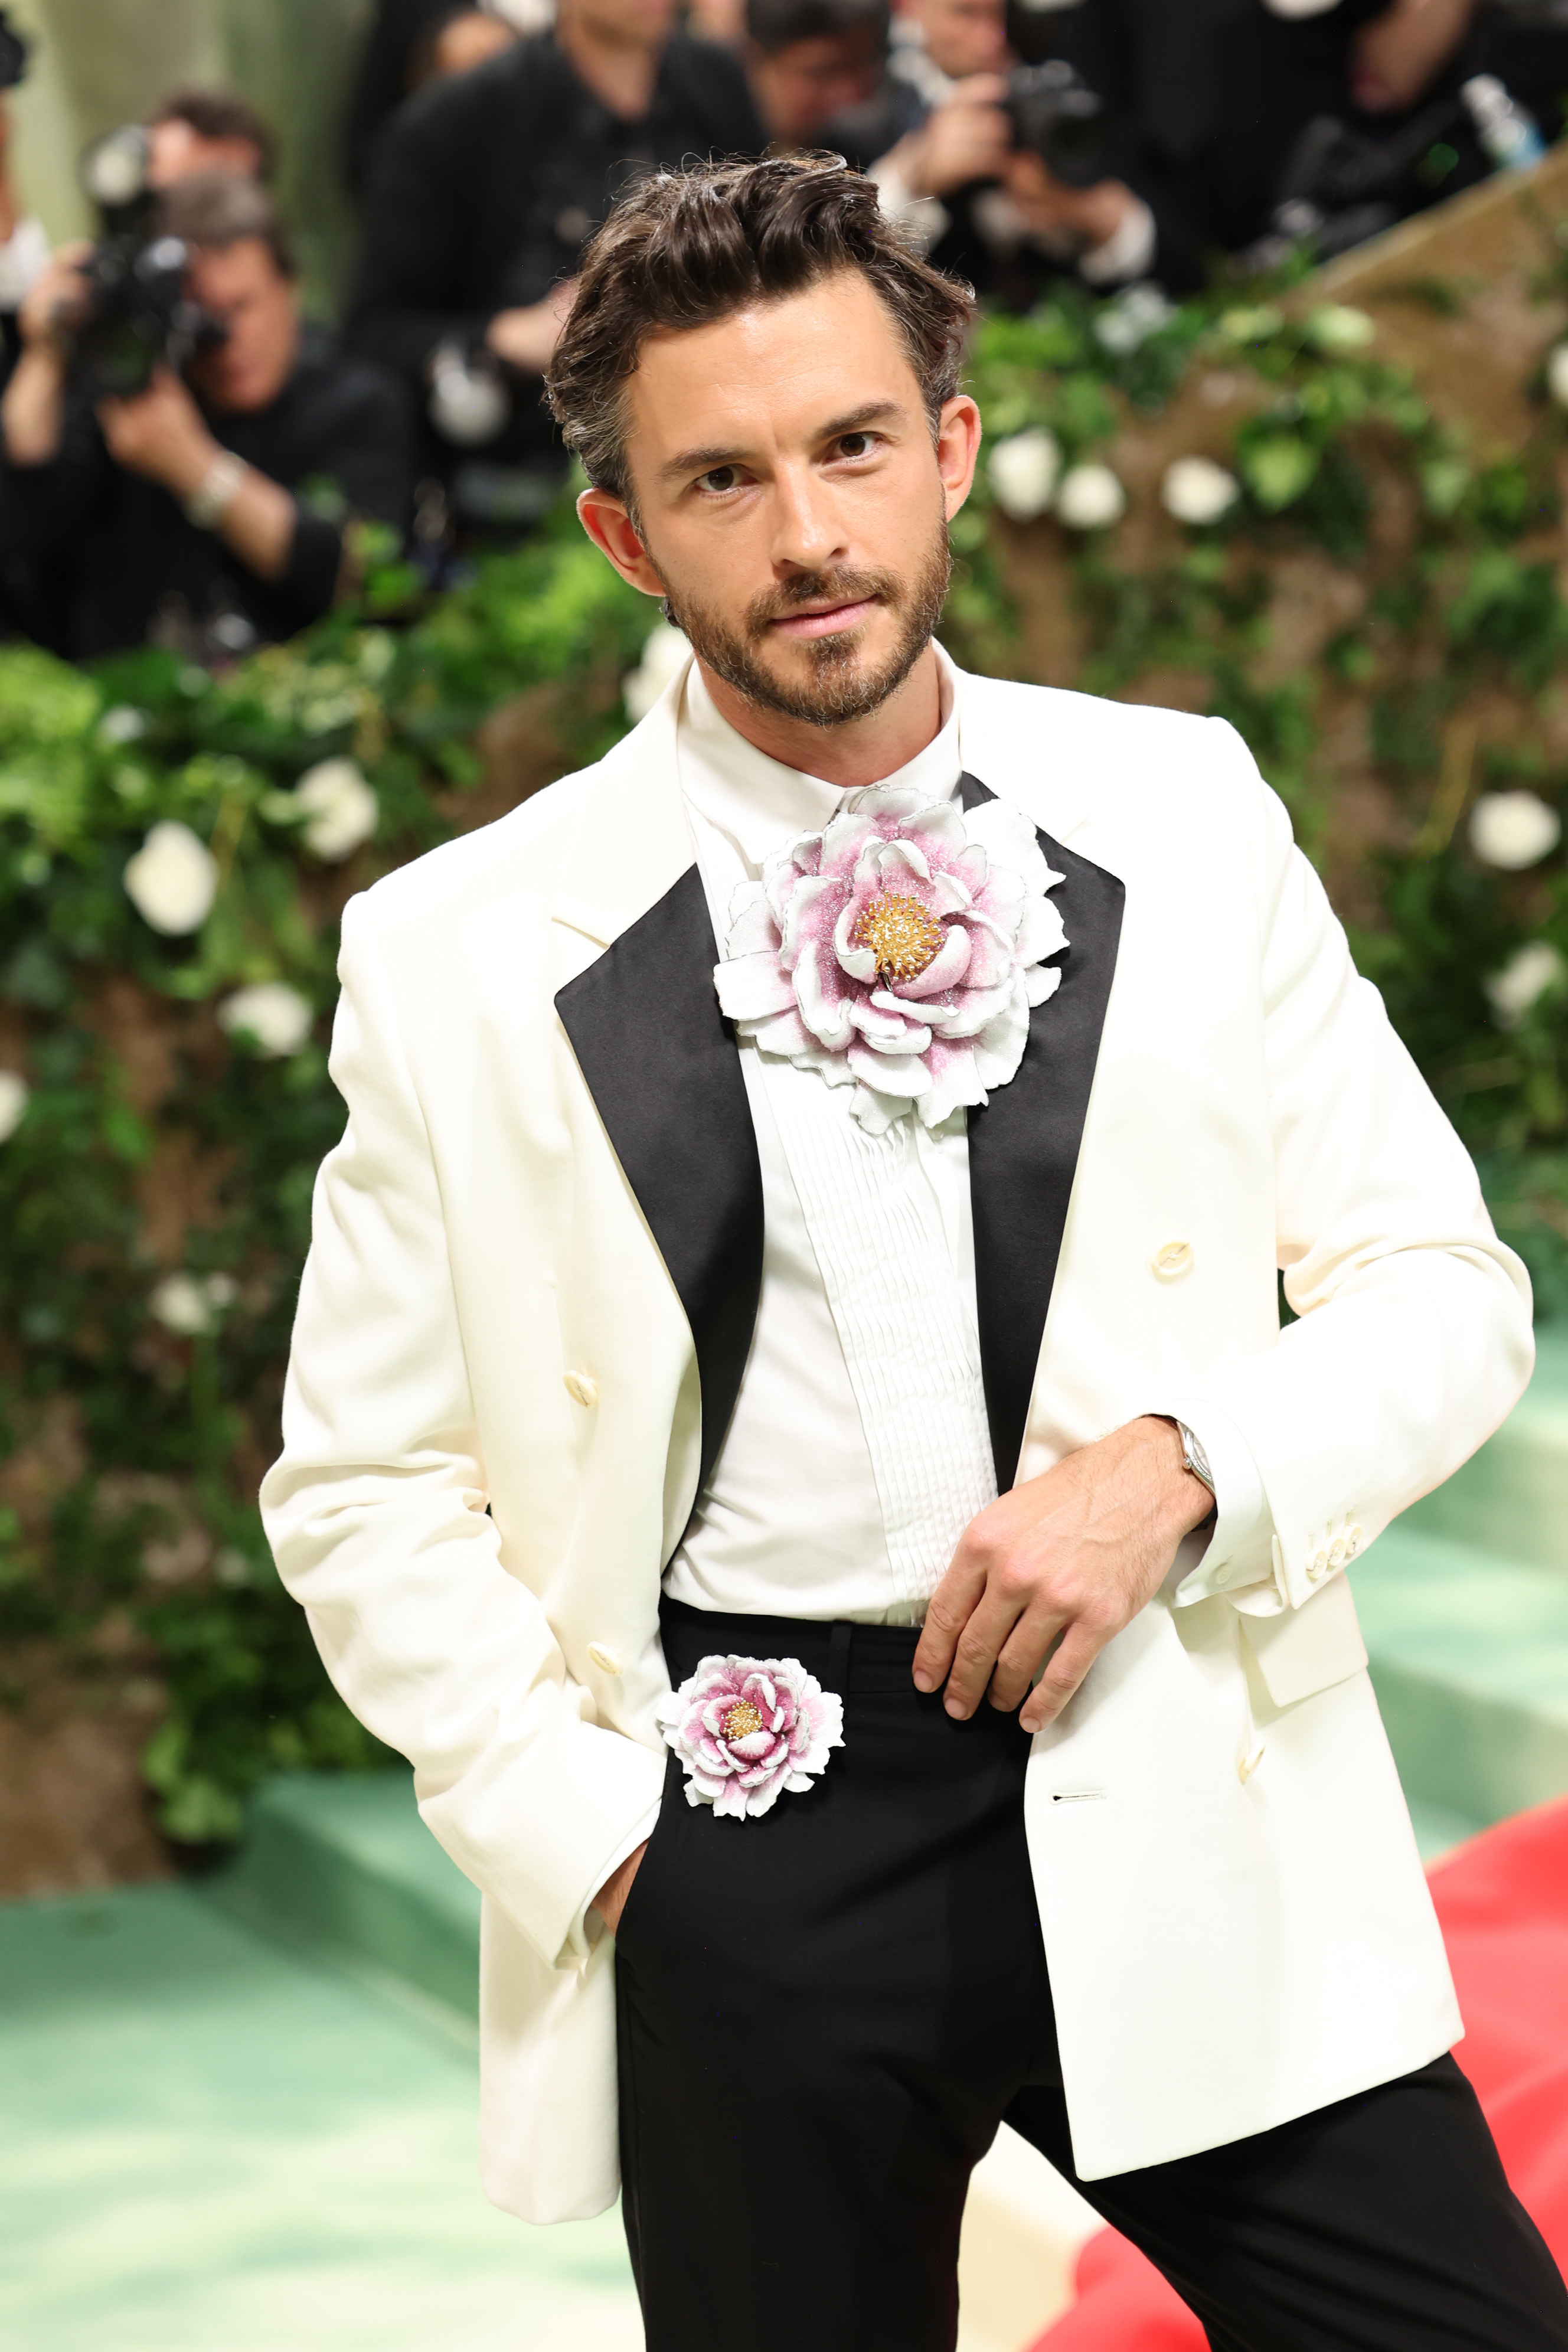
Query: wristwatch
184 449 247 531
1174 1419 1216 1500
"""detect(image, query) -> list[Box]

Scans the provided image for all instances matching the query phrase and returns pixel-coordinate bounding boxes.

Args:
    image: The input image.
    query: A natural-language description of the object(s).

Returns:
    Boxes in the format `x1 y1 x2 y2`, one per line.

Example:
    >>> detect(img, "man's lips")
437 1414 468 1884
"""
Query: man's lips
769 596 880 641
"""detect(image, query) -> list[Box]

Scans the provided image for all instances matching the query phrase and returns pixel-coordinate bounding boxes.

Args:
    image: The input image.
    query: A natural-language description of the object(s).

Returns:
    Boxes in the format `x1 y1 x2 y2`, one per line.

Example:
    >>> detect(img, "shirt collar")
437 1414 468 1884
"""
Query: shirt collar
679 644 963 876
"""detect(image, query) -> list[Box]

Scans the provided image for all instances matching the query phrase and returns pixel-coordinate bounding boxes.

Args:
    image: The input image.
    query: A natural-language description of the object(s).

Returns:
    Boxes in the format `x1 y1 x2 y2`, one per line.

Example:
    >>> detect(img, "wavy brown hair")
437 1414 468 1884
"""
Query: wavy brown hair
545 155 975 510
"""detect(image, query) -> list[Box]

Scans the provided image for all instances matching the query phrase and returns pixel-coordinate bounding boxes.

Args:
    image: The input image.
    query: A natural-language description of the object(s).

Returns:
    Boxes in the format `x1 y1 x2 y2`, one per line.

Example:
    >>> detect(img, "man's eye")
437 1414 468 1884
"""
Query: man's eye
837 432 876 459
697 466 739 493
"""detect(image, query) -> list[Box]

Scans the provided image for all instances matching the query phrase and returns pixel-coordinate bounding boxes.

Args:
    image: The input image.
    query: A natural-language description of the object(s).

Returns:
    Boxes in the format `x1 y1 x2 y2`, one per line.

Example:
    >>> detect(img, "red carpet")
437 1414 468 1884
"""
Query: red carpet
1028 1798 1568 2350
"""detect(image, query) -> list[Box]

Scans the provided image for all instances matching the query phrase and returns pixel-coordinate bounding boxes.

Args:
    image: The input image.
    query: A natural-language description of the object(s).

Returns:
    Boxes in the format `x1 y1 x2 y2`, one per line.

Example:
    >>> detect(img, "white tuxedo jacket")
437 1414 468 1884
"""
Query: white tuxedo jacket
262 655 1532 2217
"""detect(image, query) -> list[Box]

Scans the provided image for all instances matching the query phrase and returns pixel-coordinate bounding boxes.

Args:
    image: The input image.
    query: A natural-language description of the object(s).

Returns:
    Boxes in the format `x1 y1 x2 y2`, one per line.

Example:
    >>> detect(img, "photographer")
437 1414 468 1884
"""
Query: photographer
746 0 1154 302
346 0 763 511
0 175 411 663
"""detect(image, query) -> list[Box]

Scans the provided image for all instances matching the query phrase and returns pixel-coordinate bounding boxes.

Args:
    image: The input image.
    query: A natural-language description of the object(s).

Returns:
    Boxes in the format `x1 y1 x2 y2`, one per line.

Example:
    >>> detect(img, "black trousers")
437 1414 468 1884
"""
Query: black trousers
616 1601 1568 2352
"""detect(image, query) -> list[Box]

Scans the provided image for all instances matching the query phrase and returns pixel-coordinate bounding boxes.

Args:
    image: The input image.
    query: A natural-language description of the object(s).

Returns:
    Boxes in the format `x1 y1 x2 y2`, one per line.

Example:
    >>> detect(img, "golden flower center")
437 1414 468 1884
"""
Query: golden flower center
723 1700 765 1740
853 891 945 985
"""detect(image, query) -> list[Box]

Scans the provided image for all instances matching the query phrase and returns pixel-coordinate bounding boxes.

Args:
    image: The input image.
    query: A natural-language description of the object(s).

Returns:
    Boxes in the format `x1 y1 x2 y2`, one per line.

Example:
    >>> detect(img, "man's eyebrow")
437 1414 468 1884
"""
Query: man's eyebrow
658 400 910 487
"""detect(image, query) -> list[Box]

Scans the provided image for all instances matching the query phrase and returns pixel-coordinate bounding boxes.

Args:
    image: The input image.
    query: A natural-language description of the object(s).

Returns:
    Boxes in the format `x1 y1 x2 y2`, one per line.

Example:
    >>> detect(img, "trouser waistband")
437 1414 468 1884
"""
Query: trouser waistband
659 1593 926 1698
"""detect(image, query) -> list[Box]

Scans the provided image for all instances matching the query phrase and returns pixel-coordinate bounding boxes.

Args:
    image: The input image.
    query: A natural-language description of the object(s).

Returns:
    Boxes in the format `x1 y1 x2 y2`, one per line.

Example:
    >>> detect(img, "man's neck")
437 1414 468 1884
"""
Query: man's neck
556 11 661 120
697 643 945 789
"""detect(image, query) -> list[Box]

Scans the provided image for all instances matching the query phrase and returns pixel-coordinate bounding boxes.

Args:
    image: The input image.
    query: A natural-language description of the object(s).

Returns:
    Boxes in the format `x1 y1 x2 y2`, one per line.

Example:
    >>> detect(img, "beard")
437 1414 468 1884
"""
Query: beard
658 510 952 730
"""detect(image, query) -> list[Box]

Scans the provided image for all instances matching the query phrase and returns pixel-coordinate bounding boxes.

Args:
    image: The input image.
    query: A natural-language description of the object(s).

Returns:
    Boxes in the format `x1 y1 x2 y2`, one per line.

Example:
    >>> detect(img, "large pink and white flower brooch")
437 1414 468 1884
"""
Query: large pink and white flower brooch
713 785 1067 1133
655 1654 845 1820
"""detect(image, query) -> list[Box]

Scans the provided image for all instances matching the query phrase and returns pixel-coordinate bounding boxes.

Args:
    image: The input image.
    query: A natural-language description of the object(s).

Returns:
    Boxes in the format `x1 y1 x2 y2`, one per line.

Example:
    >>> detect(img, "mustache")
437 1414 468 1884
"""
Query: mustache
744 568 901 637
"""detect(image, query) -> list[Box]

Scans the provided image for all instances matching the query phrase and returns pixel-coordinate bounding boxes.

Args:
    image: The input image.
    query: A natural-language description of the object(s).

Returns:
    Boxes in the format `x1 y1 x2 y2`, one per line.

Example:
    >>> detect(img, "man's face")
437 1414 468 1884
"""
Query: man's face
747 28 886 143
146 118 264 191
185 239 299 414
561 0 678 51
583 270 979 730
912 0 1009 81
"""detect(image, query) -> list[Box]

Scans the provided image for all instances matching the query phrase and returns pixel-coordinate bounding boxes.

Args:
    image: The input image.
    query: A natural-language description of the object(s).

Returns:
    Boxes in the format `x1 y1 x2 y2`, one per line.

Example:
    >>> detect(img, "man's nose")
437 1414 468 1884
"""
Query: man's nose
769 465 847 574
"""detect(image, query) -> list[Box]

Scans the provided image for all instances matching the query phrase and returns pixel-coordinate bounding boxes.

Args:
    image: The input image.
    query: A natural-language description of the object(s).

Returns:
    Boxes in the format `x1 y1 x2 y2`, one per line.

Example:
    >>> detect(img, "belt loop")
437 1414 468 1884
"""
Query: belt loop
827 1618 852 1696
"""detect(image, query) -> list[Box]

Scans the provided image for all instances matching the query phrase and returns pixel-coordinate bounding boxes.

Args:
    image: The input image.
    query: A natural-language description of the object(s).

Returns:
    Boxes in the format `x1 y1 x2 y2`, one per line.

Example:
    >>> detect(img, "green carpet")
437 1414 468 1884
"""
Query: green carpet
0 1883 641 2352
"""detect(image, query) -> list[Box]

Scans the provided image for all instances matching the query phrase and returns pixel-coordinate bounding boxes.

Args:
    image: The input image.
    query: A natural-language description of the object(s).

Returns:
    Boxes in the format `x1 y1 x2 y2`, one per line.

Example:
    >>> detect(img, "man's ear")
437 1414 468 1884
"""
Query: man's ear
936 393 982 524
577 486 668 597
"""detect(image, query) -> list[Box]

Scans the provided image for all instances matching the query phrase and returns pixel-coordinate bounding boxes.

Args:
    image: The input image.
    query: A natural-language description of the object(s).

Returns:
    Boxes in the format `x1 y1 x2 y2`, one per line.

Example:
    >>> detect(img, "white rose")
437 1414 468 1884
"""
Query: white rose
1161 455 1241 525
97 704 148 747
294 757 379 862
1485 940 1565 1028
987 427 1061 521
0 1069 28 1142
123 821 218 935
1307 305 1375 355
217 982 314 1059
623 622 690 723
1055 463 1126 531
1469 790 1562 871
1546 344 1568 408
151 1273 210 1336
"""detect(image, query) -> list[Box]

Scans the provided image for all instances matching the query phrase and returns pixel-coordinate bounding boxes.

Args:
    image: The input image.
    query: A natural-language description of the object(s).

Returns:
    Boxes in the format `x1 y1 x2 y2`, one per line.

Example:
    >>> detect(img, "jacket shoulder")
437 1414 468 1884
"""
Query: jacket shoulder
351 753 619 947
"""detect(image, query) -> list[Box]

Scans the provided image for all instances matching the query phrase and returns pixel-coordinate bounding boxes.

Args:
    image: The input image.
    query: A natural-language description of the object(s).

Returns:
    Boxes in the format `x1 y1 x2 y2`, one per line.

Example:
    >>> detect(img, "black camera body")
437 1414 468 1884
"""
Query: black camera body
0 7 29 93
70 125 228 401
1003 58 1112 189
74 231 228 402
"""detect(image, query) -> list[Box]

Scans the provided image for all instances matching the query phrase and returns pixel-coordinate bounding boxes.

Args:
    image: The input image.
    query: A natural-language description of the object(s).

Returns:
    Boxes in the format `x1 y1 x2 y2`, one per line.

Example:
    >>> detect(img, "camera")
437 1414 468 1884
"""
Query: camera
1003 59 1112 189
68 124 228 400
0 7 28 92
1001 0 1113 188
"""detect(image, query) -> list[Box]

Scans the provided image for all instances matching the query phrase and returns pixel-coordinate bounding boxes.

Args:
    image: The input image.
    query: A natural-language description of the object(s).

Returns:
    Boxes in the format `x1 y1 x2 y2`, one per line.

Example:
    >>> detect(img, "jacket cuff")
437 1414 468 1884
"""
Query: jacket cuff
576 1792 664 1952
1150 1400 1279 1606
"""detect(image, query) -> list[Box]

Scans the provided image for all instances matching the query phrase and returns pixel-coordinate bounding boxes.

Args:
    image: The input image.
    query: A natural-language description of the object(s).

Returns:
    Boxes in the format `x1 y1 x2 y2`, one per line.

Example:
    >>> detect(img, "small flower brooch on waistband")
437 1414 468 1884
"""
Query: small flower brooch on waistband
655 1654 844 1820
713 784 1066 1135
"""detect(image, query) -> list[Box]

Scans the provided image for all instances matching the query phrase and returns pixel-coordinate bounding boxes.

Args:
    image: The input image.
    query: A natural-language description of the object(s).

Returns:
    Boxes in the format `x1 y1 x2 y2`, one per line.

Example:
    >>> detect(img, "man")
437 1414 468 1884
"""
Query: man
143 86 277 190
263 157 1568 2349
0 174 410 661
747 0 1157 302
345 0 762 509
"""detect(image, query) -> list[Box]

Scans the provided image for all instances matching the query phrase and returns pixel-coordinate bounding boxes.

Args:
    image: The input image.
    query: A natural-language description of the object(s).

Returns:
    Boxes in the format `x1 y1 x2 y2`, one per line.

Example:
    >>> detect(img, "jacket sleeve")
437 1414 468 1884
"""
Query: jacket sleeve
1166 717 1534 1613
259 891 665 1971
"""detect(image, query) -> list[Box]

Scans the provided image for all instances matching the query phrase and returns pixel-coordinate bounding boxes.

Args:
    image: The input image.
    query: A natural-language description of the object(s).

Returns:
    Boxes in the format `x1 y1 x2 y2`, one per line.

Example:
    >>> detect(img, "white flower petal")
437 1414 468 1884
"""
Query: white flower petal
1469 791 1561 871
0 1069 28 1143
217 982 314 1059
295 758 380 863
123 821 218 936
988 426 1061 521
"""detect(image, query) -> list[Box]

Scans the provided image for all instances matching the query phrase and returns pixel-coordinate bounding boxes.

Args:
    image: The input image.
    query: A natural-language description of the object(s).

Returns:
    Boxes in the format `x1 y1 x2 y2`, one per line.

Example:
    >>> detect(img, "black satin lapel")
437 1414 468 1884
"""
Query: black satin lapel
959 773 1125 1492
555 865 762 1501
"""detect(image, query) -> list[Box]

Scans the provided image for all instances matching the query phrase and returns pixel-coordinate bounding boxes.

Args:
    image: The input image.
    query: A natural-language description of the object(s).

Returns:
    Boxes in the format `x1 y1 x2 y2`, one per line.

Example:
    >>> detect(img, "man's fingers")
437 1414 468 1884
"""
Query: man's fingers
911 1554 988 1691
986 1598 1073 1712
933 1580 1037 1719
1020 1621 1109 1736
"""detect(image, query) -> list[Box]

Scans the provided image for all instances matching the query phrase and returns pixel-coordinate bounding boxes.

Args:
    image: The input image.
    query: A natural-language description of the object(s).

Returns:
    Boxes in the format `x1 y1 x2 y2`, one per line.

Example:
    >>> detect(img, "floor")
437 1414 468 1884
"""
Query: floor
0 1883 644 2352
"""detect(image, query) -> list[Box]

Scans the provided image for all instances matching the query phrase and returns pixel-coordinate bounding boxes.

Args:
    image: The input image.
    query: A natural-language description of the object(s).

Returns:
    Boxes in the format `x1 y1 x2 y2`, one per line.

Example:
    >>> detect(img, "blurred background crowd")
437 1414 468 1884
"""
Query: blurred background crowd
0 0 1563 671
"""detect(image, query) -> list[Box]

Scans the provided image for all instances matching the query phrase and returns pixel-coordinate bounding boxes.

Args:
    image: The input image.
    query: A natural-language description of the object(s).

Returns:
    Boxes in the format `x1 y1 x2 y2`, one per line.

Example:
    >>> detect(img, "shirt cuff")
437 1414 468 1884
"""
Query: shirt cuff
576 1793 662 1949
869 153 950 256
0 215 49 311
1152 1401 1279 1608
1077 195 1157 286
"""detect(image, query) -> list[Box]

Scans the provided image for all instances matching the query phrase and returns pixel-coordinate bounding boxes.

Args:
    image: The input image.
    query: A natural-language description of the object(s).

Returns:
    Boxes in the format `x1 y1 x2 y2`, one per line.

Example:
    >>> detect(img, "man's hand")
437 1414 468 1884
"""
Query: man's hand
97 364 220 501
485 279 579 377
593 1838 648 1937
17 240 93 357
898 79 1012 200
913 1417 1214 1736
999 152 1142 256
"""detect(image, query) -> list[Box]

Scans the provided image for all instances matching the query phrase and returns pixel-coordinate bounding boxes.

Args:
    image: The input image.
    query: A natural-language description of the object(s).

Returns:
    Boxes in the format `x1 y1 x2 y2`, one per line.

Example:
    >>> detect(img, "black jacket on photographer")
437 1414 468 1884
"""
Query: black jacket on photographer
0 325 413 662
346 31 765 469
